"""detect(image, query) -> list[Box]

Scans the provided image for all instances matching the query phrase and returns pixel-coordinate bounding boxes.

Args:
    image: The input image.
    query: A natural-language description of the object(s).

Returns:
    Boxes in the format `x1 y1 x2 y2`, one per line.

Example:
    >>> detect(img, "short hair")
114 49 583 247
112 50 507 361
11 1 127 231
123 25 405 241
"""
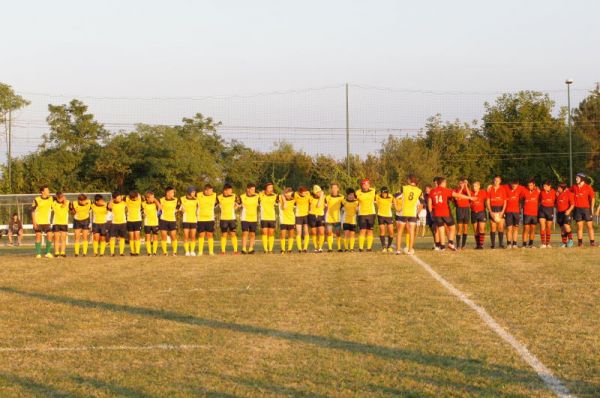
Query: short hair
528 178 536 185
165 186 175 192
264 182 274 189
543 180 552 186
39 185 49 193
77 193 87 201
12 213 18 217
129 190 138 198
494 175 502 180
435 176 446 185
204 184 213 190
558 182 567 189
145 191 154 196
298 186 308 193
330 182 339 188
424 184 432 189
94 194 103 201
112 191 120 198
408 175 418 184
459 176 467 182
510 178 519 184
284 187 293 194
346 187 355 195
246 183 256 189
223 183 233 190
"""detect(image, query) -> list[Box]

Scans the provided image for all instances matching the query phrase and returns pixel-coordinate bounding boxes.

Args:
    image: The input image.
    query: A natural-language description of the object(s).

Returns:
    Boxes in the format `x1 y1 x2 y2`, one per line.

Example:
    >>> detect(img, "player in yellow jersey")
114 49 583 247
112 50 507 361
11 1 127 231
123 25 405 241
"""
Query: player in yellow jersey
159 186 179 255
31 185 54 258
308 185 326 252
356 178 377 251
325 183 343 252
197 184 218 256
107 191 128 256
341 188 359 251
70 193 91 256
259 182 278 254
217 183 239 254
395 175 423 255
376 187 395 253
179 186 198 256
91 194 108 256
142 191 161 256
279 187 296 253
238 183 259 254
51 192 70 257
294 186 311 253
126 191 143 256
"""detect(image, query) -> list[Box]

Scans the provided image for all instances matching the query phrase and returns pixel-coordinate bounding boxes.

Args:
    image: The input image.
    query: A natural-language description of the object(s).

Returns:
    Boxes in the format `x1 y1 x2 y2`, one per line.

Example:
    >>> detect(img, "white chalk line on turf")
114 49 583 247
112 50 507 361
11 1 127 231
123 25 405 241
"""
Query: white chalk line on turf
0 344 209 353
409 255 575 398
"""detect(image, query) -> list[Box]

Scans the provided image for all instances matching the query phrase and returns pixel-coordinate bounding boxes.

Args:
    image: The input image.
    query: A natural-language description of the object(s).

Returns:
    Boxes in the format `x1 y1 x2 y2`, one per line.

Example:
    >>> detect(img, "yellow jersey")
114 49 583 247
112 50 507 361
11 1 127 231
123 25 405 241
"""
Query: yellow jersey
294 192 310 217
356 188 376 216
197 192 217 222
180 196 198 223
91 203 108 224
279 195 296 225
309 195 325 216
376 195 393 218
110 201 127 224
32 196 54 225
325 194 343 223
400 185 423 218
239 193 259 222
160 197 179 222
142 201 159 227
259 192 278 221
52 200 70 225
217 194 237 221
126 196 143 222
342 199 359 224
71 200 91 221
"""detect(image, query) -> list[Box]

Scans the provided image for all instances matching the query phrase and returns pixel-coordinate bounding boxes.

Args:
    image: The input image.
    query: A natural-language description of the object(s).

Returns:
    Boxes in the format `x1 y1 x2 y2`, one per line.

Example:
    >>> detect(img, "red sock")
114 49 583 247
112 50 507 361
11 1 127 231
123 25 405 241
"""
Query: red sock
546 227 552 244
561 233 567 243
568 232 573 240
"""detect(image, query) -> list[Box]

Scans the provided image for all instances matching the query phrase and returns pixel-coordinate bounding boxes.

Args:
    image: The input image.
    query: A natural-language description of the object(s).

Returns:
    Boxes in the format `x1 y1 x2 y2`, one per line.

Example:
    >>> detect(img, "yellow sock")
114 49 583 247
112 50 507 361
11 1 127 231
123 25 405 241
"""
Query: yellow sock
318 235 325 250
311 235 317 250
152 240 158 254
336 236 342 251
350 236 355 250
171 240 178 254
262 235 269 252
232 235 238 252
184 242 190 253
109 238 116 255
74 242 80 255
303 235 310 250
198 237 204 255
296 235 302 251
129 240 135 254
359 235 365 250
280 238 286 252
100 241 106 255
93 241 99 255
146 240 152 254
161 240 168 254
367 235 373 250
220 236 226 253
83 240 89 255
119 238 125 255
268 235 275 252
208 237 214 254
136 239 142 254
288 237 294 251
344 237 348 250
327 235 333 251
190 240 196 254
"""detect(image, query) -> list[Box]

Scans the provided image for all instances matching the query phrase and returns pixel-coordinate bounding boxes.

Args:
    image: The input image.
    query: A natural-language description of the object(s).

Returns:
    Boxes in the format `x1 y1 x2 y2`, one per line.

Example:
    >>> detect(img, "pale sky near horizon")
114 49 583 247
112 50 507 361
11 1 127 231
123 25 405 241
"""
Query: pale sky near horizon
1 0 599 157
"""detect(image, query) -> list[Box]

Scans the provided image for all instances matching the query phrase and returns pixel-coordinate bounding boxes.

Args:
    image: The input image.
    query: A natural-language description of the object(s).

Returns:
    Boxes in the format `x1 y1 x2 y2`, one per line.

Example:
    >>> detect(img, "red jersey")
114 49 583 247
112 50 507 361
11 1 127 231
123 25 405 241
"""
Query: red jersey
430 186 454 217
453 187 470 208
470 190 487 213
540 189 556 208
521 188 540 216
505 184 523 213
556 190 574 212
487 185 507 208
571 184 595 208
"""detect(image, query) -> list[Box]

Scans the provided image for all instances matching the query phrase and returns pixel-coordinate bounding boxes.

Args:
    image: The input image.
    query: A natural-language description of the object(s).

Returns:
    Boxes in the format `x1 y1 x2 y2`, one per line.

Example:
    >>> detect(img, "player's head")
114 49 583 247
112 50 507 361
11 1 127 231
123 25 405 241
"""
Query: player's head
298 186 308 195
436 177 447 187
473 181 481 190
145 191 155 201
527 179 536 190
432 177 440 187
459 176 468 186
312 185 322 197
203 184 213 195
223 183 233 196
493 175 502 186
380 186 389 198
425 184 432 193
246 183 256 195
330 182 339 196
55 192 64 202
510 178 519 189
39 185 50 197
360 178 370 190
557 182 567 193
283 187 293 199
543 180 552 191
408 175 418 185
264 182 274 194
11 213 18 221
346 187 356 201
576 172 587 185
165 186 175 199
77 193 87 203
186 186 196 198
112 191 122 202
94 194 104 203
129 190 139 199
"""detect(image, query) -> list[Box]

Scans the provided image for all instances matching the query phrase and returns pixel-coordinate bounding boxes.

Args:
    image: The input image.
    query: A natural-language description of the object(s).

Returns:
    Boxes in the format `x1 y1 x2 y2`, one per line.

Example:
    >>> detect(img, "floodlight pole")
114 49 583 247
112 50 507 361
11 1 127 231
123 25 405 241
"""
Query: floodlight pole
566 79 573 186
345 83 350 175
7 108 12 191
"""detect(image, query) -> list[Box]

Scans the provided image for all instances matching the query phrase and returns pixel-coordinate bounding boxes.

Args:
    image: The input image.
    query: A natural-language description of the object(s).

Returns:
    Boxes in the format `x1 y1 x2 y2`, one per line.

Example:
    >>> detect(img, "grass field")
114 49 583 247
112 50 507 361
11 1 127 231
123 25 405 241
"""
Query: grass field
0 240 598 397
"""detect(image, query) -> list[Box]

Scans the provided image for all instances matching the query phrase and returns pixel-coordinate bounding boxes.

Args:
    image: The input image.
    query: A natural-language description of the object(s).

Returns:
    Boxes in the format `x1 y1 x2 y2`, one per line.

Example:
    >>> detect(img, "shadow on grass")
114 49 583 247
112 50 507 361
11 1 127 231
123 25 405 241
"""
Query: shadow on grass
0 372 77 397
71 375 153 398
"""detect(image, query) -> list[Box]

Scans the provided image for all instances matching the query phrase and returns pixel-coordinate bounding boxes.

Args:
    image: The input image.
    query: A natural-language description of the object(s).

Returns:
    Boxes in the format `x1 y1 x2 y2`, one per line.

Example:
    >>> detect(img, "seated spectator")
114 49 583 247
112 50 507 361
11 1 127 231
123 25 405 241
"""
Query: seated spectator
8 213 24 246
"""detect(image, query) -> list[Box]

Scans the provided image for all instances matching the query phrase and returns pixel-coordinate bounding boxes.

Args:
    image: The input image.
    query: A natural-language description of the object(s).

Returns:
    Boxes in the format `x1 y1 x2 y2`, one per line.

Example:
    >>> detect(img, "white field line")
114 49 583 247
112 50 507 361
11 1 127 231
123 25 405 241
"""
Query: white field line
0 344 209 353
410 255 575 398
159 286 293 293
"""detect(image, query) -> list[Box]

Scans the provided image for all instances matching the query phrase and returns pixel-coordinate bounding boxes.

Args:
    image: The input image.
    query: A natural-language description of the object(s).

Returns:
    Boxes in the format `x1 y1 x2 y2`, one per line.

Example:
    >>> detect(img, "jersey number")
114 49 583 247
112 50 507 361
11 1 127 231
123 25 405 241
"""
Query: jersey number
408 192 414 201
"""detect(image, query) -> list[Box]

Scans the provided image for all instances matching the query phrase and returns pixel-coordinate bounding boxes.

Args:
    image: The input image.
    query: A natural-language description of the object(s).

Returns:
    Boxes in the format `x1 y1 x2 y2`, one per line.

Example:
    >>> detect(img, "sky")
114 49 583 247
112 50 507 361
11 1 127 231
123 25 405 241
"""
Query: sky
1 0 599 157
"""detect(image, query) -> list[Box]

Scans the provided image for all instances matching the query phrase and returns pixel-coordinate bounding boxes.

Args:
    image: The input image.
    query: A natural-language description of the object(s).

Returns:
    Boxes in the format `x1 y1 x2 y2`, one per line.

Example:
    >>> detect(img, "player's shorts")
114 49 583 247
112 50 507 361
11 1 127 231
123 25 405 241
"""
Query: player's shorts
433 215 455 227
573 207 593 222
127 221 142 232
52 224 68 232
522 215 538 225
159 219 177 232
471 210 487 224
397 216 418 224
260 220 276 229
182 222 197 230
241 221 257 233
378 216 394 225
73 219 90 230
308 215 325 228
295 215 309 226
220 220 237 233
280 223 295 231
144 225 160 235
326 222 341 230
343 223 357 232
197 221 215 233
505 212 520 227
34 224 52 233
538 206 554 220
91 223 105 234
109 223 128 238
357 214 375 230
556 212 572 227
455 207 470 224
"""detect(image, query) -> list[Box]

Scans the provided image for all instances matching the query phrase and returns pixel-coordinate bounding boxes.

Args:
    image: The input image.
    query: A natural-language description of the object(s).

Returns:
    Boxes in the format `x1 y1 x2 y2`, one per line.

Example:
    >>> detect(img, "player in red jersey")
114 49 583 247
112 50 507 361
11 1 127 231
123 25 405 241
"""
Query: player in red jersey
504 179 524 249
454 177 471 250
486 176 507 248
428 177 473 251
556 182 575 247
571 173 596 247
538 180 556 248
520 179 540 248
469 181 488 249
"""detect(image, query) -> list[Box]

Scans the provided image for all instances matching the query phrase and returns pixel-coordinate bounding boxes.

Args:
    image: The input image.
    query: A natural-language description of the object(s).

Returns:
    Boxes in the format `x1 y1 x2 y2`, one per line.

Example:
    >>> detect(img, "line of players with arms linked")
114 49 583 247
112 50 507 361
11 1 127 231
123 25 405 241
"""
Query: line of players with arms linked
29 172 596 258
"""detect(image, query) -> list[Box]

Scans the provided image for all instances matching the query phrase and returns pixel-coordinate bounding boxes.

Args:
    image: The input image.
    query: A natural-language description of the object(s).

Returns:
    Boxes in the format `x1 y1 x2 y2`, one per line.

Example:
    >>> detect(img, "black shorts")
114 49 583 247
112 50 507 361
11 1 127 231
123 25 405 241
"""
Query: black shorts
326 222 341 230
538 206 554 220
241 221 257 233
433 215 455 227
159 220 177 232
109 223 128 238
573 207 593 222
343 223 357 232
92 223 106 234
197 221 215 233
455 207 470 224
308 215 325 228
280 224 295 231
34 224 52 233
426 212 433 227
144 226 160 235
556 212 572 227
295 215 309 226
491 205 504 213
261 220 276 229
357 214 375 230
182 222 197 230
378 216 394 225
220 220 237 233
471 211 487 224
52 224 68 232
505 212 520 227
73 219 90 230
397 216 418 224
522 215 538 225
127 221 142 232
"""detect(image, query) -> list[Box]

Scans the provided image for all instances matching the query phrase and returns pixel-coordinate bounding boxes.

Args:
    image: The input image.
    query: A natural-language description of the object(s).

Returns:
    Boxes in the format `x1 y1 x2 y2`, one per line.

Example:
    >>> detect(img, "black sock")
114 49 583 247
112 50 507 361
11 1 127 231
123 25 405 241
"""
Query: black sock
498 232 504 246
456 235 462 248
578 238 583 244
528 239 533 246
449 240 454 245
387 236 393 248
380 235 386 247
461 234 467 248
491 232 496 247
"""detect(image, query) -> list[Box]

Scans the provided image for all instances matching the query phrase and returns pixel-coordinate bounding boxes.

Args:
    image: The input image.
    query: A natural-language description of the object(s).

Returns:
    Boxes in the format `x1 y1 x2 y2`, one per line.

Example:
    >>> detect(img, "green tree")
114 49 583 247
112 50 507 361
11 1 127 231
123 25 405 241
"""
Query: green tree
0 83 30 192
573 84 600 185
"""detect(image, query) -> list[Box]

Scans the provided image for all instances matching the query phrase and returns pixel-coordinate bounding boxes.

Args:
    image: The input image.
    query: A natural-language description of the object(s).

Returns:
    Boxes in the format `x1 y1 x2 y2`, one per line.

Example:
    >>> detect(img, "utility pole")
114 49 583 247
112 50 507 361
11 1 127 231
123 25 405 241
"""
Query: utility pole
345 83 350 175
565 79 573 186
